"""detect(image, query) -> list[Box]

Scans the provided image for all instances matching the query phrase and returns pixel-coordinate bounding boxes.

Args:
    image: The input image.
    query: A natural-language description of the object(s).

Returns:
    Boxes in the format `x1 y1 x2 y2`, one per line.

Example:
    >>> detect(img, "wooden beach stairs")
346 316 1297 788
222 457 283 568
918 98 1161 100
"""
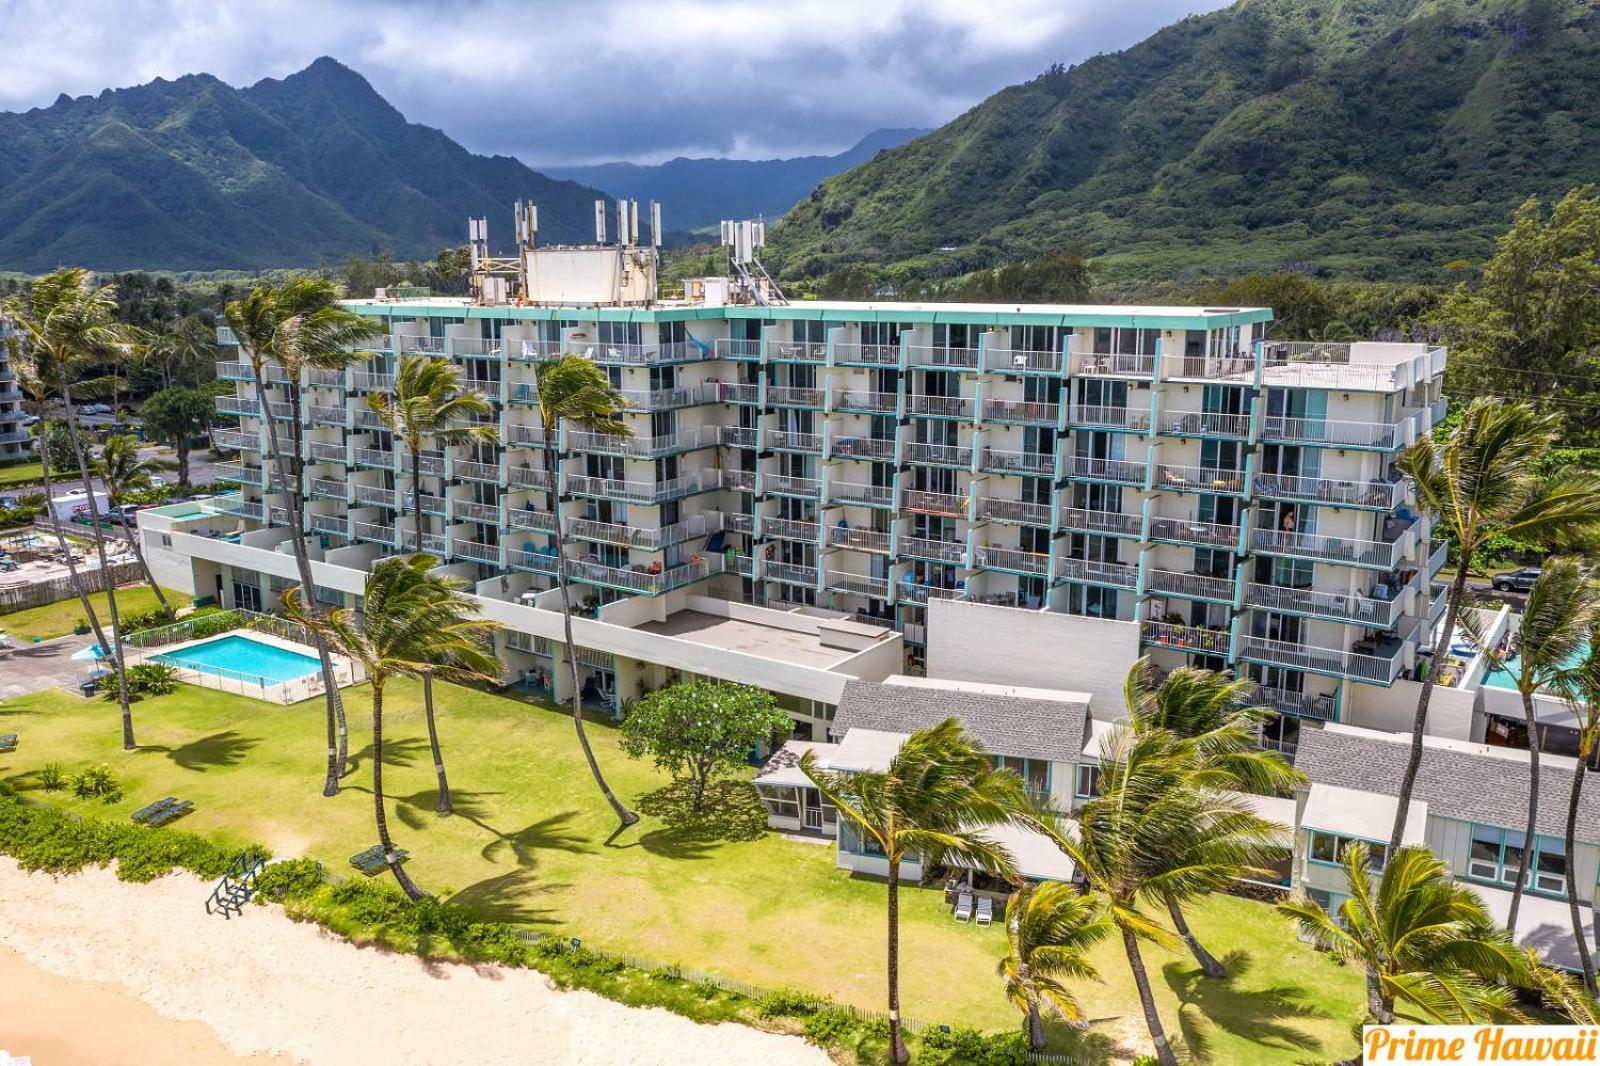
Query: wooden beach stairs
205 850 266 919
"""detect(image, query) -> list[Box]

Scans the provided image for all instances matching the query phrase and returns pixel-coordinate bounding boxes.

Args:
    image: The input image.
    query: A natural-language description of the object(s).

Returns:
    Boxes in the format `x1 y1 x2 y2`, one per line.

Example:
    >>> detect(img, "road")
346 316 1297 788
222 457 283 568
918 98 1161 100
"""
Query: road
2 444 225 501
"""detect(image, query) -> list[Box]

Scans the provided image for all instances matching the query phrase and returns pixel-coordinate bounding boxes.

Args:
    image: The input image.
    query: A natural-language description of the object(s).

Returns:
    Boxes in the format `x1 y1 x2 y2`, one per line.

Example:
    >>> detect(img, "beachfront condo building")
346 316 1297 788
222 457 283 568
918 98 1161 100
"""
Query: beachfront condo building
0 317 29 461
141 274 1453 751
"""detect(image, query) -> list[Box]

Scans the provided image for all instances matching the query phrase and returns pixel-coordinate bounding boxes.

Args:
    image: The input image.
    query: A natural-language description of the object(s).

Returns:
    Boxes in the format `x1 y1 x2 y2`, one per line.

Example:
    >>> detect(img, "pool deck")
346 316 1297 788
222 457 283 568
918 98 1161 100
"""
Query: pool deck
132 630 360 704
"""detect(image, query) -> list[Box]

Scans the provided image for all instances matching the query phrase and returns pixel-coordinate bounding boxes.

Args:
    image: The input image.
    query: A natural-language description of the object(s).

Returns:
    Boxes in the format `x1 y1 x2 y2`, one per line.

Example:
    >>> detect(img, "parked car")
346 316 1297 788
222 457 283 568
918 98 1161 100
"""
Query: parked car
81 403 110 415
1491 567 1542 593
107 503 144 526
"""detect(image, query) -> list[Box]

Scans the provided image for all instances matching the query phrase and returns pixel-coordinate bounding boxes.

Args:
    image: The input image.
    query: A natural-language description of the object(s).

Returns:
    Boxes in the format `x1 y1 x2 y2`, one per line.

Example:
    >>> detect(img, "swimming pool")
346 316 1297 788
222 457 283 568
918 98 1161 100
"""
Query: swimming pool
155 634 323 685
1481 648 1588 692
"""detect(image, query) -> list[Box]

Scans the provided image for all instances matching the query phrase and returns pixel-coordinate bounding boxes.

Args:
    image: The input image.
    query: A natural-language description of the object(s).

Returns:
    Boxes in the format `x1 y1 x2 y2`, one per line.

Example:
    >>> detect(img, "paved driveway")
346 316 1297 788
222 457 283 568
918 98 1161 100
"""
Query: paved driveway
0 635 99 699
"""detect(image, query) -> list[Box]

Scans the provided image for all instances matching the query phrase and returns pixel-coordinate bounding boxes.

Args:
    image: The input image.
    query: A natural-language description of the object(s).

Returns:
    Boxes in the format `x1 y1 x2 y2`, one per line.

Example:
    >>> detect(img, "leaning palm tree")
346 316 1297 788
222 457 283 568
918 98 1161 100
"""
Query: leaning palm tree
1123 659 1303 975
368 354 498 815
532 354 639 829
1279 843 1528 1032
1554 640 1600 993
94 433 169 610
282 554 499 900
802 718 1028 1064
1523 948 1600 1023
999 881 1114 1049
226 279 381 795
4 269 143 750
1466 559 1597 934
145 314 216 389
1392 398 1600 850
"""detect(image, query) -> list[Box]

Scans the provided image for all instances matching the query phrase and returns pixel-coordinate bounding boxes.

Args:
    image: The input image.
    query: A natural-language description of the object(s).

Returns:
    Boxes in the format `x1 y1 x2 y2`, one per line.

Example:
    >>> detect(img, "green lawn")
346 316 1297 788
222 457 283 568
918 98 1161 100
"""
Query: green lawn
0 463 46 490
0 586 191 642
0 681 1365 1062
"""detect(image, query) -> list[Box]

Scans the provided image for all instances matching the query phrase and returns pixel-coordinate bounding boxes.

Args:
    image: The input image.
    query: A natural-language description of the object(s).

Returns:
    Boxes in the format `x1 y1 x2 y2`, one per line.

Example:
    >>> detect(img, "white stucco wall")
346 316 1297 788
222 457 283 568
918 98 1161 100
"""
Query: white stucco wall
1343 676 1476 741
926 600 1140 719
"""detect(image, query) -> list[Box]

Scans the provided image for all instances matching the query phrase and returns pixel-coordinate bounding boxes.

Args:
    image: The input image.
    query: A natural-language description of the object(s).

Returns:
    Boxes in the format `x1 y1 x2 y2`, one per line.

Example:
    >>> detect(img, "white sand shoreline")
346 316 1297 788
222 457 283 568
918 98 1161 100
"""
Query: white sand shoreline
0 858 828 1065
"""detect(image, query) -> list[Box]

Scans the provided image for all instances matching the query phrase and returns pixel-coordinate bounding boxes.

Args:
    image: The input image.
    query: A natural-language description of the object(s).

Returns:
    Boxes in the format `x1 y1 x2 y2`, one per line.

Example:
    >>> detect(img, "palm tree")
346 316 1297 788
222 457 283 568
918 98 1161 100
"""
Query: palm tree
145 315 215 389
4 270 143 750
1467 559 1596 934
282 554 499 900
1123 659 1303 975
532 354 639 830
94 433 169 610
368 354 498 815
999 881 1114 1049
1555 640 1600 993
802 718 1028 1064
1391 398 1600 851
226 279 381 795
1523 949 1600 1023
1279 843 1527 1029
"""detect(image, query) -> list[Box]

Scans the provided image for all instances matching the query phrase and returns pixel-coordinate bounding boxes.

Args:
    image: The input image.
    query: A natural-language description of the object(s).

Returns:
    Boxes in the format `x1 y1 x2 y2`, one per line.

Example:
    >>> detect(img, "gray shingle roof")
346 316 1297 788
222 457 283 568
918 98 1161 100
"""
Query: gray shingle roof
1296 727 1600 843
831 680 1090 763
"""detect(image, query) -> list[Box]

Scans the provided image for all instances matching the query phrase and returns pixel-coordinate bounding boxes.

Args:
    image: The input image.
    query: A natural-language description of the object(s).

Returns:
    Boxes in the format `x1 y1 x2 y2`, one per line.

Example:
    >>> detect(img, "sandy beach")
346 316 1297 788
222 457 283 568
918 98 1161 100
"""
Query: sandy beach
0 858 828 1066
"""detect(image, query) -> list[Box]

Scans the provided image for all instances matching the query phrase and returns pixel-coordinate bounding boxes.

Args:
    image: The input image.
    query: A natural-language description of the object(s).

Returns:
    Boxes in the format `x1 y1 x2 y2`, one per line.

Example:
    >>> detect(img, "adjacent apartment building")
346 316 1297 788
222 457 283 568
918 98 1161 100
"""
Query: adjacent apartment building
0 316 29 462
139 239 1450 747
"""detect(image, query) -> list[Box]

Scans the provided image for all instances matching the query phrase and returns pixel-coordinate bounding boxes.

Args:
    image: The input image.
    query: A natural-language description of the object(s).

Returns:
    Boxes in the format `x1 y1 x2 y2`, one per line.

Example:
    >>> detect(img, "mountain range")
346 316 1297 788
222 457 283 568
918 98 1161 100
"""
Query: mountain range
0 57 603 272
769 0 1600 287
543 129 928 233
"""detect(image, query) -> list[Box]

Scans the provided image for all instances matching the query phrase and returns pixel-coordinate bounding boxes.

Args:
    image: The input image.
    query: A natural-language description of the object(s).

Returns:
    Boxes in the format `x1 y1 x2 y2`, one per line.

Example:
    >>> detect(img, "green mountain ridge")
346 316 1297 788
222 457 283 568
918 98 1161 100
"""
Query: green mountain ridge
768 0 1600 288
0 57 605 271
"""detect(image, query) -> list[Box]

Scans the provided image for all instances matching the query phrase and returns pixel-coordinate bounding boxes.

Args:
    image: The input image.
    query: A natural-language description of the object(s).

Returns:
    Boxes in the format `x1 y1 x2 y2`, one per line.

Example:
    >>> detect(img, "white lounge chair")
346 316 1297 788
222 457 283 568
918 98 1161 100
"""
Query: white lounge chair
975 897 994 926
953 892 973 922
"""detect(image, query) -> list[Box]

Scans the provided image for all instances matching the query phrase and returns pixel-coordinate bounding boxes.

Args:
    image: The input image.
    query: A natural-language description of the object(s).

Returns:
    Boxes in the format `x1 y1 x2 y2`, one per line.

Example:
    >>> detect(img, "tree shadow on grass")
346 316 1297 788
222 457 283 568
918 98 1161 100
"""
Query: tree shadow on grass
344 735 428 776
144 730 261 771
635 779 768 841
390 789 594 869
1037 1018 1127 1066
1162 951 1329 1062
446 867 569 927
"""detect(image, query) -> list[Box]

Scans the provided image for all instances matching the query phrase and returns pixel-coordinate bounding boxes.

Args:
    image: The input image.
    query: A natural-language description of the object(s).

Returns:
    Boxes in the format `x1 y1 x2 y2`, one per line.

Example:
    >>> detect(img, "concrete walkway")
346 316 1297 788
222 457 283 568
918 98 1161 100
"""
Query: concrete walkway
0 634 99 699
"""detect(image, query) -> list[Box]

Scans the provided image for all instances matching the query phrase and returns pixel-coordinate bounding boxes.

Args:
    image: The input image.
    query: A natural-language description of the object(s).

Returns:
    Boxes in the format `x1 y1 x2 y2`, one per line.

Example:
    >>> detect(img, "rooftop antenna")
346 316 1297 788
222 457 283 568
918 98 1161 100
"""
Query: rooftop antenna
650 200 662 248
616 200 628 247
594 199 607 245
468 217 488 273
721 217 787 307
628 199 640 246
514 200 538 252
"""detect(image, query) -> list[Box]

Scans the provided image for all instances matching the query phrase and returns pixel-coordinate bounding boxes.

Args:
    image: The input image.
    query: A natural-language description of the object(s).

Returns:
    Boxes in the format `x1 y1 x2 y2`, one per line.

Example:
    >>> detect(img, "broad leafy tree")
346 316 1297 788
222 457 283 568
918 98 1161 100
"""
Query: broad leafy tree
803 718 1028 1064
1390 399 1600 850
282 555 498 900
533 354 639 830
140 387 215 488
620 680 793 812
368 354 498 815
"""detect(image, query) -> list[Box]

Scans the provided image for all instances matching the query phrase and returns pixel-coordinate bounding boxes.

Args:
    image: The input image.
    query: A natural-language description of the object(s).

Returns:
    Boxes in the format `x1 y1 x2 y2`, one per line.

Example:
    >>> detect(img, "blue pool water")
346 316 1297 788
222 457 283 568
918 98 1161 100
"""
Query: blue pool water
1481 648 1588 692
156 635 321 684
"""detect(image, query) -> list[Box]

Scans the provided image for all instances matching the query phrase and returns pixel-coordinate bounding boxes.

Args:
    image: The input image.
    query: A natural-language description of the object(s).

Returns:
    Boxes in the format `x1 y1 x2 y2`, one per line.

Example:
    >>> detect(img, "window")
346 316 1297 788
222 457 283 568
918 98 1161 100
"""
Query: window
1535 840 1567 895
1307 830 1387 872
996 755 1050 799
1075 764 1100 798
1469 826 1567 895
1307 888 1333 911
758 785 799 820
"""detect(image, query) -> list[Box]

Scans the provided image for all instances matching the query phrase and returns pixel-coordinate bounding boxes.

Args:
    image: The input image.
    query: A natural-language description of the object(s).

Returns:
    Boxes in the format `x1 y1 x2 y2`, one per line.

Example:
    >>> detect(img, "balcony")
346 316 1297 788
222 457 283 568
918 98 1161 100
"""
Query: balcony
416 453 446 476
830 435 895 461
906 394 974 419
765 561 819 587
208 497 263 520
1069 404 1150 433
308 512 348 536
1155 465 1245 495
353 521 396 545
1160 411 1251 439
1253 472 1405 510
976 496 1051 526
832 389 898 415
452 499 501 524
1256 686 1339 722
827 525 890 553
507 382 539 405
354 484 396 508
399 335 448 356
1242 582 1407 628
307 369 346 389
449 337 503 359
616 383 717 411
397 530 447 554
982 398 1058 426
1144 568 1237 604
1059 506 1143 538
767 386 825 407
1237 633 1407 685
1428 539 1448 576
211 428 256 451
216 463 263 486
830 481 896 508
832 342 900 367
580 341 700 367
505 424 545 447
216 396 260 417
304 441 346 465
507 504 557 532
767 429 823 454
508 339 562 363
1250 528 1408 571
901 488 968 518
1056 557 1138 589
906 345 980 370
765 517 820 543
450 539 502 565
507 466 554 491
354 448 394 469
827 570 890 599
351 371 394 391
764 473 823 500
308 404 346 425
716 383 760 405
566 470 719 504
978 448 1054 476
904 441 972 468
1147 515 1241 550
1259 416 1406 451
898 583 968 605
216 361 253 381
708 426 753 449
722 469 757 492
352 409 386 431
1161 351 1256 383
308 478 346 501
1140 621 1231 656
569 428 713 459
898 535 966 564
568 514 722 550
507 548 559 575
983 347 1061 375
714 338 762 361
1066 455 1147 486
973 545 1050 576
415 493 447 515
1077 352 1155 378
453 459 501 484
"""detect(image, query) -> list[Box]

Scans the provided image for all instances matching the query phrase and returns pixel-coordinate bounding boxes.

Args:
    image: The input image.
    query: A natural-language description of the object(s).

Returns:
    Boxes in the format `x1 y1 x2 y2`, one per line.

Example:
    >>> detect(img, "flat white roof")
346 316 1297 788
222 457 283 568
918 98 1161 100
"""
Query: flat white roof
1302 783 1428 846
951 820 1078 883
635 609 859 669
349 295 1269 318
831 728 908 773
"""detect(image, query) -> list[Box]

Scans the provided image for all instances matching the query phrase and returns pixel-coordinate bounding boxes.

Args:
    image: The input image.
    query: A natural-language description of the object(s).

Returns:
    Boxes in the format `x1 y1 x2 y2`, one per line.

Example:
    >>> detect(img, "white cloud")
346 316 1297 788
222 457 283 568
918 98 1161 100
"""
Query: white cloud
0 0 1227 164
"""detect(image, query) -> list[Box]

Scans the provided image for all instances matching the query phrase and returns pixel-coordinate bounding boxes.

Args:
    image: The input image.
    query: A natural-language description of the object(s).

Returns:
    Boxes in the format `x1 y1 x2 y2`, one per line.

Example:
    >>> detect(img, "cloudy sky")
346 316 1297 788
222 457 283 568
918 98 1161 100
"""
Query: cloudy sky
0 0 1227 166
